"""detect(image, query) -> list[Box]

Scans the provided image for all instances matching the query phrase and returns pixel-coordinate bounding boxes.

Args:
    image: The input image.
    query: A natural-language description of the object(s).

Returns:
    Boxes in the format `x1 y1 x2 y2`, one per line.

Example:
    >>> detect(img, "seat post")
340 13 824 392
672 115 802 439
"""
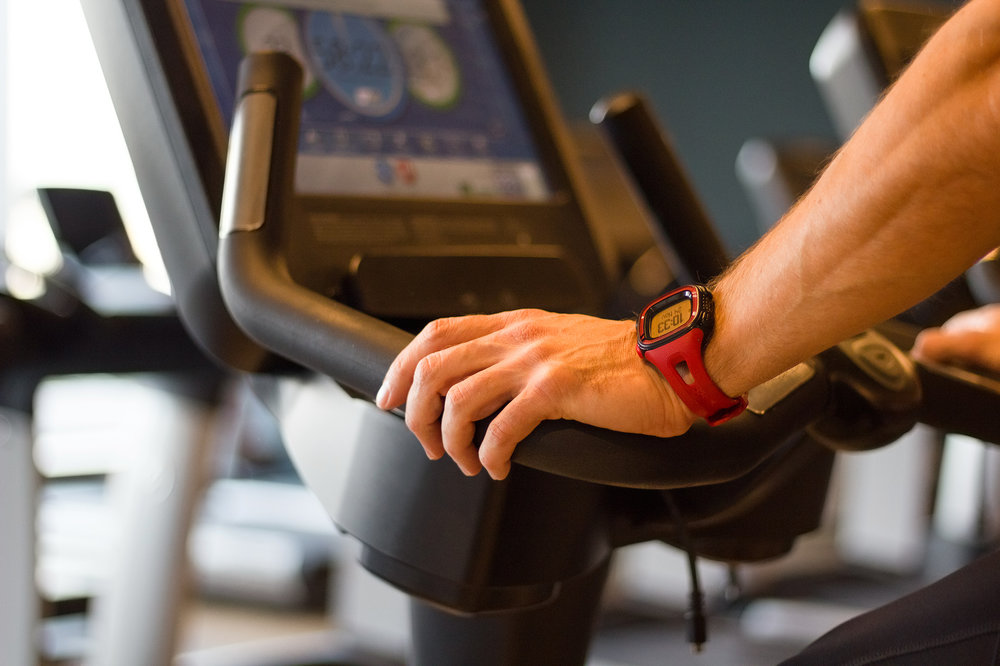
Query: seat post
409 558 611 666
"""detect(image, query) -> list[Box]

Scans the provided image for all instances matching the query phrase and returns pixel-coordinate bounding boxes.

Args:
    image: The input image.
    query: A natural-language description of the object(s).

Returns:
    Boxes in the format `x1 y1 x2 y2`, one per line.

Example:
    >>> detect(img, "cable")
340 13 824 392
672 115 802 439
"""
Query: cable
664 490 708 652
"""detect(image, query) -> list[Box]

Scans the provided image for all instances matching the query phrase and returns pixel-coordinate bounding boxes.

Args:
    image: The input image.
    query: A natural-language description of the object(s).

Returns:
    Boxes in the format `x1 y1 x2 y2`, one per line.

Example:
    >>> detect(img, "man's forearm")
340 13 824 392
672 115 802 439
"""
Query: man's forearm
706 0 1000 398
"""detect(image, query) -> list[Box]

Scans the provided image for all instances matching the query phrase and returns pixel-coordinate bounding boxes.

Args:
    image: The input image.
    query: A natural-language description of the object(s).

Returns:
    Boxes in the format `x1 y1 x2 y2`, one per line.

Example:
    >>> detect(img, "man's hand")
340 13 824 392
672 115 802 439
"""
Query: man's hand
913 304 1000 374
376 309 696 480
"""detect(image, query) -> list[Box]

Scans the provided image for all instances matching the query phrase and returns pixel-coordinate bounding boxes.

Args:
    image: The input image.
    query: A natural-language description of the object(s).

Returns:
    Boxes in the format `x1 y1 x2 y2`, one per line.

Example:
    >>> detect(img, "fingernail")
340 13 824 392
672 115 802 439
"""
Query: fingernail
375 382 388 408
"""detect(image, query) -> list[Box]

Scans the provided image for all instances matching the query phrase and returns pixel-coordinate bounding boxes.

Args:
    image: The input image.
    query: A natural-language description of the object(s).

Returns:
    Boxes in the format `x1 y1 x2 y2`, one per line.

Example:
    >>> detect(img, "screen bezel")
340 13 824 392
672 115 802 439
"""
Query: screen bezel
638 287 702 347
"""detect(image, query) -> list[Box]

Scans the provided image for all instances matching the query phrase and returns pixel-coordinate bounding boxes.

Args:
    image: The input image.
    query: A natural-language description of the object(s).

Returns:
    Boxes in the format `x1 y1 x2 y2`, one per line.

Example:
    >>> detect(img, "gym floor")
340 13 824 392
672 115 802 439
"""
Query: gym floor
173 537 981 666
176 599 805 666
175 590 807 666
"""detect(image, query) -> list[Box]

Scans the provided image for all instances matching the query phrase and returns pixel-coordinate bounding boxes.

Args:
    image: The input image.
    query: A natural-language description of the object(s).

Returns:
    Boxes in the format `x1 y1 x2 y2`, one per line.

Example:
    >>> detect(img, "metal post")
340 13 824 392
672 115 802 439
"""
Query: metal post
0 409 39 666
85 381 214 666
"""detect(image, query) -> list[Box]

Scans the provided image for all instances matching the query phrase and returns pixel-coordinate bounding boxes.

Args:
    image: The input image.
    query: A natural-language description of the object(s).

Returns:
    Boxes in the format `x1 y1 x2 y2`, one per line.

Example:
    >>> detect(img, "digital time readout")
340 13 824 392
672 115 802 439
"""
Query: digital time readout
648 298 692 339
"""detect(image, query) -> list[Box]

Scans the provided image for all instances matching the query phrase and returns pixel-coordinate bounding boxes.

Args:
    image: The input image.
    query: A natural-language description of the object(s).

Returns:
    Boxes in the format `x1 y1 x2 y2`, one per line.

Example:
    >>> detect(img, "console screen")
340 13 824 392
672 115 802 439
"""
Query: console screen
182 0 552 200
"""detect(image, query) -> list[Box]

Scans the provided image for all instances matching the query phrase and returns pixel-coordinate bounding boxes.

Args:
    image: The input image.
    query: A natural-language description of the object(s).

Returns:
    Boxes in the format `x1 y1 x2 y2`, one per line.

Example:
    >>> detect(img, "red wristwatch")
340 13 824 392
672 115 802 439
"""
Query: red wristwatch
636 285 747 425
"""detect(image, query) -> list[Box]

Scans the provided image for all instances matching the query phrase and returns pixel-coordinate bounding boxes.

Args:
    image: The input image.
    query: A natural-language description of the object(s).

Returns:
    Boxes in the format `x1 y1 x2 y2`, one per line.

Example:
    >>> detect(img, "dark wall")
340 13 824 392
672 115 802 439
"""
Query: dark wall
523 1 852 254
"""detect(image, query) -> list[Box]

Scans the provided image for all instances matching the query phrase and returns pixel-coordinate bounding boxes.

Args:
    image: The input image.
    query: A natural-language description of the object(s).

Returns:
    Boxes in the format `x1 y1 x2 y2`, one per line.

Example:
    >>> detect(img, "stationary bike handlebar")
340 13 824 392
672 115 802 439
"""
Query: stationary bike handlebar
217 53 1000 492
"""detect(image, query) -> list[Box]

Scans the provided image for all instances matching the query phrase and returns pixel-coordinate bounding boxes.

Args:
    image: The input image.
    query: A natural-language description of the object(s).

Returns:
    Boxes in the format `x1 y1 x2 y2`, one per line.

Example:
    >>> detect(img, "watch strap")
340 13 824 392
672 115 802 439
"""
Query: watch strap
640 329 747 426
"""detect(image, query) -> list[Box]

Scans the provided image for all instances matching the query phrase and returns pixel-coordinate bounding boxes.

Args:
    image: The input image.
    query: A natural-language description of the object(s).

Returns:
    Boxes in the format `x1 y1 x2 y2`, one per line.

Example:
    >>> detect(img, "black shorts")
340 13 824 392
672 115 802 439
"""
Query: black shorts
781 548 1000 664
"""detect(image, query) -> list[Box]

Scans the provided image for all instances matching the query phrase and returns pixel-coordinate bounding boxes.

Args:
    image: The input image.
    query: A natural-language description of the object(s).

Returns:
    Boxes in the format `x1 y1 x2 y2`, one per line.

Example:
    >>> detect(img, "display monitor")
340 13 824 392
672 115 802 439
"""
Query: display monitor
183 0 551 200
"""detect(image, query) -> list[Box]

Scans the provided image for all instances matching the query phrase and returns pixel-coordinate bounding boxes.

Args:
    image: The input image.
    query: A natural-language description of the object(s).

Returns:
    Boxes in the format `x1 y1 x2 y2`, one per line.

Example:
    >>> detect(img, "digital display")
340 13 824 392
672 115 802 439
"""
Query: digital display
647 298 692 339
181 0 552 200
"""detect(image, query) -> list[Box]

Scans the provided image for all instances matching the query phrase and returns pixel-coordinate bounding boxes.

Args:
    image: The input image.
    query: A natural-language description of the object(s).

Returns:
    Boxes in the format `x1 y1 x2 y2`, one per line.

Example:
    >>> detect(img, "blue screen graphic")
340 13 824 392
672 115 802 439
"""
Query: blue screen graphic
182 0 551 199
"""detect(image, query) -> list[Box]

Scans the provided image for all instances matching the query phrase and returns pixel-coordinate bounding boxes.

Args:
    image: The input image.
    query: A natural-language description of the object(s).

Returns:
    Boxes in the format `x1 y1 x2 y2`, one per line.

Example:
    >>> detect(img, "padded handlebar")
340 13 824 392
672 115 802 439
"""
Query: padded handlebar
498 363 829 488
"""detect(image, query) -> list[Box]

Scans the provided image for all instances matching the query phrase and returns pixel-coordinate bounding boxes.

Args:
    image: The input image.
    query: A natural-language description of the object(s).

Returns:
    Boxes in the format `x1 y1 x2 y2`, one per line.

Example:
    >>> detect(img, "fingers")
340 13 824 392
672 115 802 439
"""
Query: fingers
476 390 552 480
375 310 556 479
439 374 510 476
380 313 526 466
913 328 998 369
939 303 1000 334
911 304 1000 375
376 314 503 411
403 338 497 463
438 367 553 480
374 310 662 481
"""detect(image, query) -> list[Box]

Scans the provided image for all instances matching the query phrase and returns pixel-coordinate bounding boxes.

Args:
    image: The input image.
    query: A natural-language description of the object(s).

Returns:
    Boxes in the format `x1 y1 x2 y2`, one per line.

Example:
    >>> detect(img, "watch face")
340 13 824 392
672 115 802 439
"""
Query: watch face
648 297 692 339
643 289 697 342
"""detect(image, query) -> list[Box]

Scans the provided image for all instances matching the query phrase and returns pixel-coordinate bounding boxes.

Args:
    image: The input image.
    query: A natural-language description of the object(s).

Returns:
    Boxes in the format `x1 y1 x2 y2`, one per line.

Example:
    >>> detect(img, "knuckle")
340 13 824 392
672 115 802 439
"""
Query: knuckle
412 352 444 387
421 317 457 344
534 362 567 385
485 416 514 446
506 307 544 321
442 437 468 459
445 381 473 412
524 368 565 406
403 409 424 433
507 319 541 345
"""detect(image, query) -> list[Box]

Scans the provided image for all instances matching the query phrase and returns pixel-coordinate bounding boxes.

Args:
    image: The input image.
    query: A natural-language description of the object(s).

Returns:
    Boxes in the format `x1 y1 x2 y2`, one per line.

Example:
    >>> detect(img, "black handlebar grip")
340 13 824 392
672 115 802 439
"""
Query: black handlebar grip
217 52 412 397
510 360 830 488
591 92 731 284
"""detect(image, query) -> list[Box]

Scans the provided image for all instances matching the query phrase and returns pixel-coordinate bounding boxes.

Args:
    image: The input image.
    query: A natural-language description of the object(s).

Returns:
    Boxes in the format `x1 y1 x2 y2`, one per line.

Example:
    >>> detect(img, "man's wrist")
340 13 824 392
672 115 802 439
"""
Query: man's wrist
703 280 751 399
